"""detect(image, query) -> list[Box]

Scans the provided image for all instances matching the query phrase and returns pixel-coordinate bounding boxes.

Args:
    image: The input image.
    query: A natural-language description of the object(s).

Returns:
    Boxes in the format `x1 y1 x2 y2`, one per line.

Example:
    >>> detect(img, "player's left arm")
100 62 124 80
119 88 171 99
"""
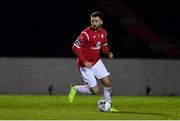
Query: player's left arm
101 32 113 59
102 45 113 59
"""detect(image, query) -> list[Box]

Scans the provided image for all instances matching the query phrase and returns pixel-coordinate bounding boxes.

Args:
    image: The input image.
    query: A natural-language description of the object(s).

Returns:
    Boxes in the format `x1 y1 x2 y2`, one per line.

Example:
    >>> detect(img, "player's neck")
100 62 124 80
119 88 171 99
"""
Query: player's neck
90 26 101 32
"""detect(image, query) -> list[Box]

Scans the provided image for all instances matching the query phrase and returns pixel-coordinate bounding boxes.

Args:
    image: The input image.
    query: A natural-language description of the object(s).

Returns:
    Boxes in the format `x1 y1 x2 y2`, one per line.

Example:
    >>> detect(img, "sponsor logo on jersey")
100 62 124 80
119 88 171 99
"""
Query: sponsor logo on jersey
91 41 101 50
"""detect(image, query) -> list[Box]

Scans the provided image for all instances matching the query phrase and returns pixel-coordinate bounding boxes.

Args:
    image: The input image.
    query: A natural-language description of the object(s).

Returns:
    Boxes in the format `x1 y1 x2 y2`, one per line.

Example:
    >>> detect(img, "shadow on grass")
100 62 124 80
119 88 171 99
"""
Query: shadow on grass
110 110 168 117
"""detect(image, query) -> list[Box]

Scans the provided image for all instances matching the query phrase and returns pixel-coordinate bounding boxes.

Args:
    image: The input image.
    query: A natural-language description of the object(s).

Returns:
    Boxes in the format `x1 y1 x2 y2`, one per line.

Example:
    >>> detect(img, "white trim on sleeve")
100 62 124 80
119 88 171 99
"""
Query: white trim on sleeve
81 31 89 41
73 43 80 48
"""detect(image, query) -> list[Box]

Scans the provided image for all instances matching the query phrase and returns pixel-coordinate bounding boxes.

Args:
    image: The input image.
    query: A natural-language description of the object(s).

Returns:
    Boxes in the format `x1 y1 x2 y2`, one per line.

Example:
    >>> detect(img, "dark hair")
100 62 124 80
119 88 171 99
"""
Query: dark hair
90 11 103 20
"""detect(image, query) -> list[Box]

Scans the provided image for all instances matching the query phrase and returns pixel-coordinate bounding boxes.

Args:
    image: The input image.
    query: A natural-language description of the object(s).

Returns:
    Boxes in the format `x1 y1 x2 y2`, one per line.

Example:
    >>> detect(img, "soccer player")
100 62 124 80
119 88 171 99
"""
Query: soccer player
68 11 118 112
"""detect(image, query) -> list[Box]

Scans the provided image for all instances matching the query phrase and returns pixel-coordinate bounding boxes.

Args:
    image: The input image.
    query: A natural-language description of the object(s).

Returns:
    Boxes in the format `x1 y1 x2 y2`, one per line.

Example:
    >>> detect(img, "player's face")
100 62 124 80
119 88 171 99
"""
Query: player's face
91 16 103 30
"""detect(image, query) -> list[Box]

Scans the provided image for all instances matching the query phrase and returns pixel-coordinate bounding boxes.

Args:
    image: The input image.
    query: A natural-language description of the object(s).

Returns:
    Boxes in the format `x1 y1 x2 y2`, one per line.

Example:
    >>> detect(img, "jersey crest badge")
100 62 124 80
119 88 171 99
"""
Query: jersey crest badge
101 34 104 38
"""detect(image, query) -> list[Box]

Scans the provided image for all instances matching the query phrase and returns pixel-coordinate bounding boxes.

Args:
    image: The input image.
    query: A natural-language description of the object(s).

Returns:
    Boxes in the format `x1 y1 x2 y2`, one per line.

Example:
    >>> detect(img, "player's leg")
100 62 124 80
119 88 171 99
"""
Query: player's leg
68 83 93 103
100 76 112 103
68 66 99 102
92 59 119 112
100 76 119 112
73 83 100 94
91 59 111 102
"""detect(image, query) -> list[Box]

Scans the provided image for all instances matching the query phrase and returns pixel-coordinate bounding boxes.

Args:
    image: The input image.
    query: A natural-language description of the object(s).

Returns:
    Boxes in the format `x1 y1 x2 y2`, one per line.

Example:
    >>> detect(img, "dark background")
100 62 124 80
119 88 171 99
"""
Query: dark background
1 0 180 58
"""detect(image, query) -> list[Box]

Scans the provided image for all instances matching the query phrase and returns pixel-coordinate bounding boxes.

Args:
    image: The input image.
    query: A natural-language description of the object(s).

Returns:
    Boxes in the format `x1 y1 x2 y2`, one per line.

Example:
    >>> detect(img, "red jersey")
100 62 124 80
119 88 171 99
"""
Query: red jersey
72 26 110 67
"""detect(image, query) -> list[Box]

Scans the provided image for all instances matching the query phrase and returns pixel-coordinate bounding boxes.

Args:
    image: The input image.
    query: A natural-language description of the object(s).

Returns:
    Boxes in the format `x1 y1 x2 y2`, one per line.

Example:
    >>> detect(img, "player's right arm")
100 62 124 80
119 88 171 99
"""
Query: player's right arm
72 33 93 68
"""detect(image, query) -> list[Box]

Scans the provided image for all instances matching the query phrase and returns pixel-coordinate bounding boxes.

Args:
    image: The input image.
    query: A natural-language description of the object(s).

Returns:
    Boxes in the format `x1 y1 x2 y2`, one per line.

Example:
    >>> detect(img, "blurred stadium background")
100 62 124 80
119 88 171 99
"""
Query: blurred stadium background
1 0 180 95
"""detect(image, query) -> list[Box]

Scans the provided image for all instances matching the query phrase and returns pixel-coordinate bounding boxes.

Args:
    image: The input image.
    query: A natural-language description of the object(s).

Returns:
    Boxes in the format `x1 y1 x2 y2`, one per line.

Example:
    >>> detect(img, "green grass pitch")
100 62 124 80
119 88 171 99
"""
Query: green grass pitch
0 95 180 120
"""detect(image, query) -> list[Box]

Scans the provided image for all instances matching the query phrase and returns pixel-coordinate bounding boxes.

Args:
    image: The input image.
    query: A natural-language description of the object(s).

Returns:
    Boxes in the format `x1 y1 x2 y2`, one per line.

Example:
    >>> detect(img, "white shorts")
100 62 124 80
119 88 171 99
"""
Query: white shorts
79 59 110 88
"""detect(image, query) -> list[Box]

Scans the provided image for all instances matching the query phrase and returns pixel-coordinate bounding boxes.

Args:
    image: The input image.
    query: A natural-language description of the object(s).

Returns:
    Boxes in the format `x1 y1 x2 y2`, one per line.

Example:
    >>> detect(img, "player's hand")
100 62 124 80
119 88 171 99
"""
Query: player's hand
107 52 113 59
84 61 93 68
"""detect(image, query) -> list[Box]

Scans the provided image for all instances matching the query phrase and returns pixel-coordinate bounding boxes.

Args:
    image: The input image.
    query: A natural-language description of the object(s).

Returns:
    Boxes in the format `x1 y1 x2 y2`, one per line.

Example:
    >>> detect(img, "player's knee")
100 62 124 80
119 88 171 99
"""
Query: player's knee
101 77 111 87
92 89 99 95
91 87 99 95
104 81 111 87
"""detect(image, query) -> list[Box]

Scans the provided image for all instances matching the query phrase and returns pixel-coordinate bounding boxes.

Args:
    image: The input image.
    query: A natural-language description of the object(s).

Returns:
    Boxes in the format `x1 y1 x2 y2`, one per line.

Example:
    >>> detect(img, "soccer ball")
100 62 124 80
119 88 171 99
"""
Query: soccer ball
97 99 112 112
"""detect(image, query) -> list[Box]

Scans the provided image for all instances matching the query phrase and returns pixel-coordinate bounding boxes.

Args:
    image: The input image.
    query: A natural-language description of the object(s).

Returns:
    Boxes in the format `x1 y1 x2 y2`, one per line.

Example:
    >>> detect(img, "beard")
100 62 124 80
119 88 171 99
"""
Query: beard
91 24 101 30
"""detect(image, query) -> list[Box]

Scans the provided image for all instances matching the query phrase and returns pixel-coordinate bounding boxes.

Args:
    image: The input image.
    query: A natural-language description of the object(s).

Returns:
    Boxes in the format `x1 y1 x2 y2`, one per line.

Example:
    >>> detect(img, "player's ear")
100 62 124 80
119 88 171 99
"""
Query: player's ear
101 20 103 25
